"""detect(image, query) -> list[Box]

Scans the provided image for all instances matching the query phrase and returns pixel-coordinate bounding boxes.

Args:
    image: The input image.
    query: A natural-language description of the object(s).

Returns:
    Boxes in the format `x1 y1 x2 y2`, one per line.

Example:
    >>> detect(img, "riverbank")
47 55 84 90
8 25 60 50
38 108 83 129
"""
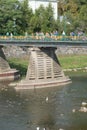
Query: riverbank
8 54 87 77
58 54 87 69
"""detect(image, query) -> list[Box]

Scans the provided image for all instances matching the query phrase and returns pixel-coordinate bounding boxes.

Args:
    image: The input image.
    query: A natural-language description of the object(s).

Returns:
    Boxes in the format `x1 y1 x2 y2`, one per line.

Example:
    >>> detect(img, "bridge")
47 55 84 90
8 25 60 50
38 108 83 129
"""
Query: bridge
0 37 87 89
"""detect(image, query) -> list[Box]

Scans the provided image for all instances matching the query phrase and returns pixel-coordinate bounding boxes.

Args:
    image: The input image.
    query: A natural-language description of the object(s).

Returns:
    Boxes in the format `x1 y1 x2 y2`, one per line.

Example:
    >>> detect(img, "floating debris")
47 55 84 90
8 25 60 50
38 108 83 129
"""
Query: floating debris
72 109 76 113
60 113 64 116
46 97 48 102
79 107 87 112
36 127 40 130
59 128 64 130
82 102 87 106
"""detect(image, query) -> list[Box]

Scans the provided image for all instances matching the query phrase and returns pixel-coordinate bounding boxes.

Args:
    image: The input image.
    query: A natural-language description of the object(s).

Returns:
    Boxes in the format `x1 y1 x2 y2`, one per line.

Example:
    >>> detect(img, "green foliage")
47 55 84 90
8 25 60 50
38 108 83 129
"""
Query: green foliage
0 0 87 35
29 3 56 33
64 0 87 33
20 0 33 34
78 5 87 32
8 58 28 77
0 0 22 34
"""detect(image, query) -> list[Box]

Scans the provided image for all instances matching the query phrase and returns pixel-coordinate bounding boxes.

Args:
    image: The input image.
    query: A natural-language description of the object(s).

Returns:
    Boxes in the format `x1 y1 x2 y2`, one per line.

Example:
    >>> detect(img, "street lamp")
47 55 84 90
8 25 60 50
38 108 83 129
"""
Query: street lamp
63 15 71 36
13 18 16 35
57 0 59 19
63 15 66 35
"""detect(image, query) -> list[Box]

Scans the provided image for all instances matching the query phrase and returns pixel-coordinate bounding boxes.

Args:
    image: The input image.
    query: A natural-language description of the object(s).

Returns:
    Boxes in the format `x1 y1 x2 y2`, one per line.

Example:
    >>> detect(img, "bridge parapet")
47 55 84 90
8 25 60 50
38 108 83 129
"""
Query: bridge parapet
0 35 87 48
0 35 87 42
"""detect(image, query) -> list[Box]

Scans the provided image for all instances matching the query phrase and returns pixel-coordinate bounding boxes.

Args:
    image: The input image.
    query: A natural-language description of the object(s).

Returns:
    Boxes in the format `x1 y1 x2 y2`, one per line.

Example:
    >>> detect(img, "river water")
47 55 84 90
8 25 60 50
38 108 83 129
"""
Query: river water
0 72 87 130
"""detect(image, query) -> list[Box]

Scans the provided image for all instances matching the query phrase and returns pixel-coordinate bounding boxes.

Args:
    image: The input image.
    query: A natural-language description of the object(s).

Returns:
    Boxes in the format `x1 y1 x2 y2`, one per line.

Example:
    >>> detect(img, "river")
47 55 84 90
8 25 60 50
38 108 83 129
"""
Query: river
0 71 87 130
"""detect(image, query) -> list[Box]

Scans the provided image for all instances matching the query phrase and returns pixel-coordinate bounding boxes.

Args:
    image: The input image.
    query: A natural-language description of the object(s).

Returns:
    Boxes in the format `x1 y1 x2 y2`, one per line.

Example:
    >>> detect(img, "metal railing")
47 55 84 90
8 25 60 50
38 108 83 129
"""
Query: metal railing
0 35 87 41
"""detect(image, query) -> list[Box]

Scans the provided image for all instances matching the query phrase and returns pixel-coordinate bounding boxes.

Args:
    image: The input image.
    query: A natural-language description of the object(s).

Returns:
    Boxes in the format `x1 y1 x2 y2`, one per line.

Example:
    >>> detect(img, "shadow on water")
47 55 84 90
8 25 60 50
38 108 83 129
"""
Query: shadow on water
0 71 87 130
16 85 69 129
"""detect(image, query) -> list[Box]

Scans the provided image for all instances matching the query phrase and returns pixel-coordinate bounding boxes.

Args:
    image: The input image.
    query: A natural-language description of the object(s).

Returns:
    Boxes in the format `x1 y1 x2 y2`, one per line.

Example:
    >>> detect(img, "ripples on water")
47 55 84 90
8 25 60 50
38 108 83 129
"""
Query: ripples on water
0 72 87 130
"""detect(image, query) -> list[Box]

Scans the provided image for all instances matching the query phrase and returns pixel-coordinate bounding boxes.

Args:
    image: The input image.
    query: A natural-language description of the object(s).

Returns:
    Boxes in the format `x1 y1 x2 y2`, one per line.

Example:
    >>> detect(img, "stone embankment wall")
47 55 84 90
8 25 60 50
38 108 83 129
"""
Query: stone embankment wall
3 45 87 58
56 45 87 55
3 46 29 58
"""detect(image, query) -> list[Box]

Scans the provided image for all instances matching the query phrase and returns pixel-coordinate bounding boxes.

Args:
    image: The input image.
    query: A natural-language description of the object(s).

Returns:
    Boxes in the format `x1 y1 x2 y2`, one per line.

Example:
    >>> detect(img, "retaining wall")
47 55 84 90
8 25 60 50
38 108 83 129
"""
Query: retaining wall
2 45 87 58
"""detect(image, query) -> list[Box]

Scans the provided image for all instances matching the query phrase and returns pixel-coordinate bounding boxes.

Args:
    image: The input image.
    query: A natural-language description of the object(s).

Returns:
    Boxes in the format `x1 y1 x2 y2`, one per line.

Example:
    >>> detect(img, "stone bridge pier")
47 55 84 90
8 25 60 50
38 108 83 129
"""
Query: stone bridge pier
16 47 71 89
0 46 20 82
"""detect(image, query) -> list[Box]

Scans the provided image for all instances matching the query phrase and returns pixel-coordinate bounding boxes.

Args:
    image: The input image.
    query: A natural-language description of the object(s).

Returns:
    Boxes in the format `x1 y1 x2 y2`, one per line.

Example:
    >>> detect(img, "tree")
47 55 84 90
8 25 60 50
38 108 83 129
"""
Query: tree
20 0 33 34
29 3 56 33
30 5 45 32
0 0 22 35
79 5 87 32
60 0 87 34
0 0 87 35
43 3 55 33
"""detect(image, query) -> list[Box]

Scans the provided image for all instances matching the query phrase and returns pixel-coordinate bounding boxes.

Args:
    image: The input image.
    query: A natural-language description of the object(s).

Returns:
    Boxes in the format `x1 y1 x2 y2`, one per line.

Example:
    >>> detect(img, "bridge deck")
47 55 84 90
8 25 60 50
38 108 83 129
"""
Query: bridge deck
0 39 87 47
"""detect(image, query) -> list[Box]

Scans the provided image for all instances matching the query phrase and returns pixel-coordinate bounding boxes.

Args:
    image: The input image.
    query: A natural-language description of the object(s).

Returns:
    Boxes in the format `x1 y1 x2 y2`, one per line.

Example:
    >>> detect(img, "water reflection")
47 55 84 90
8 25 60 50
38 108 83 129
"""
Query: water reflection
0 72 87 130
16 87 64 130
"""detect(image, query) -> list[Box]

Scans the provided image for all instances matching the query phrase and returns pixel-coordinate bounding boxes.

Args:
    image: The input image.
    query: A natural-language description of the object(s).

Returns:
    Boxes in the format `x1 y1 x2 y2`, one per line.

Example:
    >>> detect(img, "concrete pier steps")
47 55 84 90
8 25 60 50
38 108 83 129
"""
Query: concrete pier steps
16 47 71 89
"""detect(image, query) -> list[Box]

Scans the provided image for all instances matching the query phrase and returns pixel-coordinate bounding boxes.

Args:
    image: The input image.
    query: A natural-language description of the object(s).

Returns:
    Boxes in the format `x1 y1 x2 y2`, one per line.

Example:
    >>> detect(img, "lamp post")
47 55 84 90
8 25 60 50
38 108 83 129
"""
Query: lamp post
57 0 59 20
63 15 66 36
13 18 16 35
63 15 71 36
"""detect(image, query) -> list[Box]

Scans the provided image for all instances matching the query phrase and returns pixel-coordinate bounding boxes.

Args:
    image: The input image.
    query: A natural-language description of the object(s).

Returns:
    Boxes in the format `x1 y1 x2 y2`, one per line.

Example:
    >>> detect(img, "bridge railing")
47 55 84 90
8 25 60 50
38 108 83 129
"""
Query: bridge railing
0 35 87 41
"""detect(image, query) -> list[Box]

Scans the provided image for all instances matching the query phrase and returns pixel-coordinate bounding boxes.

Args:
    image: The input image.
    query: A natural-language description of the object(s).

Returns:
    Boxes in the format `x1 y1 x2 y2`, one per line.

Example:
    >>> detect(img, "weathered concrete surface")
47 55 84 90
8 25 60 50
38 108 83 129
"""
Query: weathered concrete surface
0 46 20 81
56 46 87 55
2 45 87 58
15 47 71 89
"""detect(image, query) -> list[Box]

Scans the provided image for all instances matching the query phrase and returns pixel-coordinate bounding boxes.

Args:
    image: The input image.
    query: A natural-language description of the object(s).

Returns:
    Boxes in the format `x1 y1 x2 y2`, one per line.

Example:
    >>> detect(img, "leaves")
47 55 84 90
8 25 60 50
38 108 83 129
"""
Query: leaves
0 0 87 35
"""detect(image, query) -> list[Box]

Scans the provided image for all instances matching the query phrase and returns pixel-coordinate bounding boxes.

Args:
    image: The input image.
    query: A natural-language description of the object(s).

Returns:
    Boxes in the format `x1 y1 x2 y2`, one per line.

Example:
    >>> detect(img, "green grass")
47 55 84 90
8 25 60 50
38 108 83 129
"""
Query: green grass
8 54 87 77
8 58 29 77
58 54 87 69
